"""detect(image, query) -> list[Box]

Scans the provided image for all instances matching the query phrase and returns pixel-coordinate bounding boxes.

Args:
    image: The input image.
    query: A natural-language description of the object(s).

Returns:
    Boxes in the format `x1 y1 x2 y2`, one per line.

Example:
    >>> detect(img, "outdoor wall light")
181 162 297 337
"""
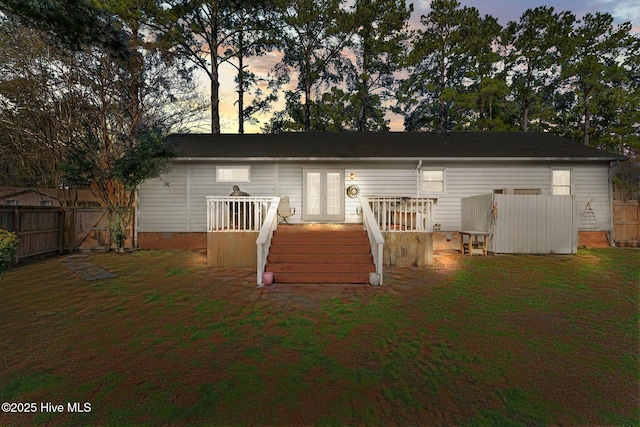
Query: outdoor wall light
349 172 357 180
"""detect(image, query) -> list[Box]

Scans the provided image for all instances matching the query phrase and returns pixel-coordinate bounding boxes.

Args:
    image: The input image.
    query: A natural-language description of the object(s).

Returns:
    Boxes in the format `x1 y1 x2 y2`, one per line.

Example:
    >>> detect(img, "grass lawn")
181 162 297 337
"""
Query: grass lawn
0 248 638 426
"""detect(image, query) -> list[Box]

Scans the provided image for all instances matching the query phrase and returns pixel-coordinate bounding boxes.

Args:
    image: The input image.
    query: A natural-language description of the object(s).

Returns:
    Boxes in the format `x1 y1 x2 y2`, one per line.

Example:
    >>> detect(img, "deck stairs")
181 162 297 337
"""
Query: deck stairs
266 226 375 284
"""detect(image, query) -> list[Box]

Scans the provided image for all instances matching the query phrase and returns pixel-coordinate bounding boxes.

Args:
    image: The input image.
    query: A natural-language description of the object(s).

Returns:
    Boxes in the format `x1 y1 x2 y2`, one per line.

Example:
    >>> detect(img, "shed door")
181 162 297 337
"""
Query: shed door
302 168 344 221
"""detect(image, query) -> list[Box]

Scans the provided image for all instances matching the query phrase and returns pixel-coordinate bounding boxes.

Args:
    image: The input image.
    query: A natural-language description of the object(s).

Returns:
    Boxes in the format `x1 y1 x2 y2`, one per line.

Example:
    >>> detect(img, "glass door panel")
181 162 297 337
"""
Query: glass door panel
302 168 344 221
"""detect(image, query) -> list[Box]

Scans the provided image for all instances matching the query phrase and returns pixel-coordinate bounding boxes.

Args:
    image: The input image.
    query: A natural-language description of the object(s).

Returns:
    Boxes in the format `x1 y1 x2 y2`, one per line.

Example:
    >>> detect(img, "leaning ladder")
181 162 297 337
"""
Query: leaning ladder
580 199 599 231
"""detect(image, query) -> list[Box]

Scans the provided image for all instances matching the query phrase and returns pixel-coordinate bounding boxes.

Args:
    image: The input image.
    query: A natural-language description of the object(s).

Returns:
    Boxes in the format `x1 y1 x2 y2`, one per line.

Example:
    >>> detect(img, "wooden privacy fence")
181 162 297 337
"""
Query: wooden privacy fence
613 201 639 247
0 206 129 262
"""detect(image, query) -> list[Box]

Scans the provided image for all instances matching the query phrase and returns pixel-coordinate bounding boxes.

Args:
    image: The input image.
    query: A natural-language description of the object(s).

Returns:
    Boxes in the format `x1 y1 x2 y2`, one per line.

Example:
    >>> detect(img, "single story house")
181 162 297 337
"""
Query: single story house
136 132 625 283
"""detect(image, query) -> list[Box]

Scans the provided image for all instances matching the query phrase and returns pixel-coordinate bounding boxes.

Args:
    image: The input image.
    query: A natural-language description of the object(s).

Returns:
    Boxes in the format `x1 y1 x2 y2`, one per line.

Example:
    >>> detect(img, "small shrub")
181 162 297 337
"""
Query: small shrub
0 229 19 279
108 209 128 251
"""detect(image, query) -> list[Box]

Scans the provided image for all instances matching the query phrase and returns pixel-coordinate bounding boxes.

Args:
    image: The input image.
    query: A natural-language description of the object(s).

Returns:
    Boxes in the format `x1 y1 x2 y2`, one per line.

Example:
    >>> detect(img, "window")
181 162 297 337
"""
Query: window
421 169 444 193
552 170 572 195
5 200 18 206
216 166 250 182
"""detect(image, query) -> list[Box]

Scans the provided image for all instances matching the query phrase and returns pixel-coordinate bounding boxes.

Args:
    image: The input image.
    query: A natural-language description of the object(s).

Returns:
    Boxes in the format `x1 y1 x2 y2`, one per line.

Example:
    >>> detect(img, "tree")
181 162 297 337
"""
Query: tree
154 0 237 134
397 0 480 131
348 0 412 131
0 6 203 248
222 0 280 133
505 7 574 131
61 1 201 245
0 19 84 200
0 0 129 56
560 13 634 146
454 12 511 130
264 87 389 132
274 0 353 132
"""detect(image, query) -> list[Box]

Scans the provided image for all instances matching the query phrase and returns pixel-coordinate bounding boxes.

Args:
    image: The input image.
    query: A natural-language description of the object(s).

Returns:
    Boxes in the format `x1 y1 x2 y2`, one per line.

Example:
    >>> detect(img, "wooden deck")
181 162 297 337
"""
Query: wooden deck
207 223 433 284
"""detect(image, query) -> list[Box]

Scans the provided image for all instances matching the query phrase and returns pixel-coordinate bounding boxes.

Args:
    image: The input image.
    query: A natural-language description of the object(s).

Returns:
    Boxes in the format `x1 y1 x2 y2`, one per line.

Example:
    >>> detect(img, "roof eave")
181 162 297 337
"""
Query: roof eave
172 156 624 162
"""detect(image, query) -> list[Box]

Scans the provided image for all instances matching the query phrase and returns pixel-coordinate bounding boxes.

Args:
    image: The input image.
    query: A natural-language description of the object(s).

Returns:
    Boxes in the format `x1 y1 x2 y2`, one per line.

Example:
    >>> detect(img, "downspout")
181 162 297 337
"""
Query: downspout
608 162 615 247
415 160 422 198
134 189 139 248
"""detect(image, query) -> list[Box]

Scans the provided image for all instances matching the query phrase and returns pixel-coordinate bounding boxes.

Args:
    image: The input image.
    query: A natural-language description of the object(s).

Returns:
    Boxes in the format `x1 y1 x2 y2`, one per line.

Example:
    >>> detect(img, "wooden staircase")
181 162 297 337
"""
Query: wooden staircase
266 227 375 284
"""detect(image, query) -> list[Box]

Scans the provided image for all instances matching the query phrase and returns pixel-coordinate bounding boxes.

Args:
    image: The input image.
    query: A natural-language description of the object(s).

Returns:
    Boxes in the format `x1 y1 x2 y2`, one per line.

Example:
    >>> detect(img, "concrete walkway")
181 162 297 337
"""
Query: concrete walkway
61 254 117 281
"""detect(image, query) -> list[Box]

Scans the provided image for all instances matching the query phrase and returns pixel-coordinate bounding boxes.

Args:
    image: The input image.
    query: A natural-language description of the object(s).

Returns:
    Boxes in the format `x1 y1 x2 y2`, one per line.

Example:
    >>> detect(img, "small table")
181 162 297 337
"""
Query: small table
460 231 489 256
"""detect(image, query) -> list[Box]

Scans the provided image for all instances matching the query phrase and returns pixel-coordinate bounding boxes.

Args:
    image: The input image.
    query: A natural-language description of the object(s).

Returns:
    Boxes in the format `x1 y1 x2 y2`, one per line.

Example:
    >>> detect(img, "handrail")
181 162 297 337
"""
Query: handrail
359 196 385 285
256 196 281 287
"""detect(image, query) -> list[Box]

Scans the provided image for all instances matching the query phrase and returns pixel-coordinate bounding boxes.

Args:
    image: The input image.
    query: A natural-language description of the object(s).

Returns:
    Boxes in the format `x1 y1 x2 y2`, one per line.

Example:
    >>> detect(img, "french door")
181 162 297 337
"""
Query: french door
302 168 344 221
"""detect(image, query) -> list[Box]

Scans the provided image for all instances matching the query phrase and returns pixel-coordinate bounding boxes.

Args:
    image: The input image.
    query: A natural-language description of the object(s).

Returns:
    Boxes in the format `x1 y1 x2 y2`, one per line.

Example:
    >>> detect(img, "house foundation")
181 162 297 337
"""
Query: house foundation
138 232 206 250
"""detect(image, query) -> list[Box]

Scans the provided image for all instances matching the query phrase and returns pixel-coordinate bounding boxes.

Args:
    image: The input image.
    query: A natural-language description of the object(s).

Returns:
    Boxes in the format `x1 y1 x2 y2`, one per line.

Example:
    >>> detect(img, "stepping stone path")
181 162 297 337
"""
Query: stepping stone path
61 254 117 281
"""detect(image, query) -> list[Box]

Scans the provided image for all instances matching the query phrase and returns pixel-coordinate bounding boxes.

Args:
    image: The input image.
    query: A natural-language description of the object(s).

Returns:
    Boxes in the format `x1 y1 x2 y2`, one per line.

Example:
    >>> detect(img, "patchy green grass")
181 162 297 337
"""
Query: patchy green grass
0 248 638 426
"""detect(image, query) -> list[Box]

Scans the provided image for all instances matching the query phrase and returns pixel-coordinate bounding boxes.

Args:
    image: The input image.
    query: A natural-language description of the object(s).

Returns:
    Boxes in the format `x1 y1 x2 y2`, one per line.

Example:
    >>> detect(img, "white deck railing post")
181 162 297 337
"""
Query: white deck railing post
256 197 281 287
359 196 385 285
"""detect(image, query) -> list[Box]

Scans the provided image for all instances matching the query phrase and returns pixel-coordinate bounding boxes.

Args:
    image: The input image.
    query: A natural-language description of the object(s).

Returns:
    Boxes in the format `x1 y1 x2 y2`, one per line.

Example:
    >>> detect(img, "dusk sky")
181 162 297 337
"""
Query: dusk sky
210 0 639 133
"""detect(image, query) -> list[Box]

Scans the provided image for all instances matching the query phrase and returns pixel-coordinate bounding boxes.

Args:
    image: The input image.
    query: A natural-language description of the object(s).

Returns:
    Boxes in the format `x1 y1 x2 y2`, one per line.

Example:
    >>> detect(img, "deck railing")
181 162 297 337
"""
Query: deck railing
359 196 385 285
206 196 277 232
256 197 281 286
367 196 435 232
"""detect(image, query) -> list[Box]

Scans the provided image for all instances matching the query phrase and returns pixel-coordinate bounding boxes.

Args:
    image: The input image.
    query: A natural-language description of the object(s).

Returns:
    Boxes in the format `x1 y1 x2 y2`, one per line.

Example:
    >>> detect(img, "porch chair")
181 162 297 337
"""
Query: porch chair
278 196 295 224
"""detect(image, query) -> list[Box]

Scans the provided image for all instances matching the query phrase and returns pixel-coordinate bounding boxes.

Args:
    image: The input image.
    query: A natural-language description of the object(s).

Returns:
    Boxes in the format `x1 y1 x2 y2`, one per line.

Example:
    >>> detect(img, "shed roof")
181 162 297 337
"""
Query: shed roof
166 132 626 161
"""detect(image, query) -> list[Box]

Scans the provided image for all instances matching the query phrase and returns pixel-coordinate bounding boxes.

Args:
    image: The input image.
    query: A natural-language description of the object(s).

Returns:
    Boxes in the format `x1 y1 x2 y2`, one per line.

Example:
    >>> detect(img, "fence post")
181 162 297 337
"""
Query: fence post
59 208 64 254
70 208 75 253
12 207 19 264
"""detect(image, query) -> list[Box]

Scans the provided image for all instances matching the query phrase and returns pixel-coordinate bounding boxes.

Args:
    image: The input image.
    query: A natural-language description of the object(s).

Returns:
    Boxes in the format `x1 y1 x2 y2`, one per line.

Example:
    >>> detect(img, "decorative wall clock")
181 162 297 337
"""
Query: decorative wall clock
346 185 360 198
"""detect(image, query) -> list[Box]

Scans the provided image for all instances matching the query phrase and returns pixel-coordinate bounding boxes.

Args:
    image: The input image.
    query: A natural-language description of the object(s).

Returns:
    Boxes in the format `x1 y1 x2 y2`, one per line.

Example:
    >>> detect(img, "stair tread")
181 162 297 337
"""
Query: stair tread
268 254 373 263
271 237 370 246
270 245 371 254
274 231 366 238
266 263 375 273
272 272 371 284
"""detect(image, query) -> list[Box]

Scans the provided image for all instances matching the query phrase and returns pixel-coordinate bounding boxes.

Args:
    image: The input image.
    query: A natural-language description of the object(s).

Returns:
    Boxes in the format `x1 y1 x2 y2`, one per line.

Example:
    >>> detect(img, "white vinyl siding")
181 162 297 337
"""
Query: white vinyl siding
573 165 611 232
138 163 277 232
137 160 613 233
137 163 188 231
424 162 611 232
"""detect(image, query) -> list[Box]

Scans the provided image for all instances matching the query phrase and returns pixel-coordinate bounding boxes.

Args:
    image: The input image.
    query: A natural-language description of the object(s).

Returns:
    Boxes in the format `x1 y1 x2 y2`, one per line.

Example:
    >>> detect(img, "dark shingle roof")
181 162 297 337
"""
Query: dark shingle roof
166 132 626 161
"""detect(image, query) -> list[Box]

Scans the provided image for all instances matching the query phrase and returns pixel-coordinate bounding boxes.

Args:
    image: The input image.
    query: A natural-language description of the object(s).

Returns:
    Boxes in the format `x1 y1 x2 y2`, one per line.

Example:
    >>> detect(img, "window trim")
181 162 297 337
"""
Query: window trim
420 168 446 194
551 168 573 195
216 166 251 183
